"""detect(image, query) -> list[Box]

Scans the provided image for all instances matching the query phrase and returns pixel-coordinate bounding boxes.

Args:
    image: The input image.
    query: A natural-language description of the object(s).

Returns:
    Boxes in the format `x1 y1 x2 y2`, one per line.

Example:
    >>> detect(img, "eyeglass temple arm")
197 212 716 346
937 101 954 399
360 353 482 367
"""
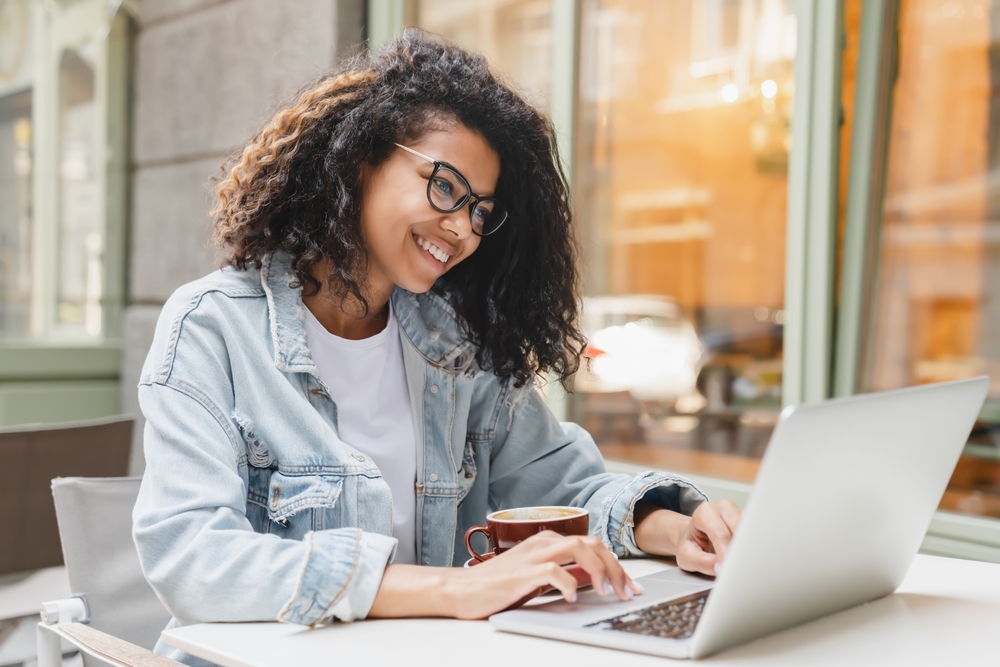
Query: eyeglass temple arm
394 143 437 165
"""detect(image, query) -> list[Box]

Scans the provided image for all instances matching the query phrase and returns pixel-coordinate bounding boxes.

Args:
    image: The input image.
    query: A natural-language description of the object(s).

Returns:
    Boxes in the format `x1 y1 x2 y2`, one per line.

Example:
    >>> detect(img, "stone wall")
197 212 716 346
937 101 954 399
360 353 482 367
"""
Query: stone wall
124 0 366 474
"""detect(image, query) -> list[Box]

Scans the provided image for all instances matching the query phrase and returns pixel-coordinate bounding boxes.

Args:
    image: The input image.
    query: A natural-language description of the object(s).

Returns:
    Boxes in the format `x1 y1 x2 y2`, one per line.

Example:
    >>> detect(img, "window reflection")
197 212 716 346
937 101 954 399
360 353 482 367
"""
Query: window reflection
408 0 554 112
865 0 1000 518
57 45 102 337
573 0 795 480
0 91 32 339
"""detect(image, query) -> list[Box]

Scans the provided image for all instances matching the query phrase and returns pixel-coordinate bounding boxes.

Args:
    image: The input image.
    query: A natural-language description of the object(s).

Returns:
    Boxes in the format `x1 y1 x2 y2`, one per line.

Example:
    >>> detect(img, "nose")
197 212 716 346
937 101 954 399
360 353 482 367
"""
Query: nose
440 207 474 241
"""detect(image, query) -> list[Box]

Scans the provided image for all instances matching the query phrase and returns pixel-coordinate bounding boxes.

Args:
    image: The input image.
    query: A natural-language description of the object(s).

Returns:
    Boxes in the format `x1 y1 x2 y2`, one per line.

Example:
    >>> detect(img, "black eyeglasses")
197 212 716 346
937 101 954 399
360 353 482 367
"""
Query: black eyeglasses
394 143 508 236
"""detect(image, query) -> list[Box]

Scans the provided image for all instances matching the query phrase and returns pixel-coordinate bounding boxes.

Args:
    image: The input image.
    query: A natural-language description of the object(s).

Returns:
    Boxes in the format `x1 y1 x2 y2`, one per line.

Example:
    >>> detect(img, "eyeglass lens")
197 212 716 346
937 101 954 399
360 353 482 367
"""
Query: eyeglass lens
427 165 507 236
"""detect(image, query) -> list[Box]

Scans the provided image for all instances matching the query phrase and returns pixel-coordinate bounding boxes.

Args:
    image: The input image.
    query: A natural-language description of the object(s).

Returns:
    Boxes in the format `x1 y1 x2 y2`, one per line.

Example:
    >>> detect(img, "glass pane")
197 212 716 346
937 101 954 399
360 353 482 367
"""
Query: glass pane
409 0 554 113
864 0 1000 518
57 45 102 338
0 90 32 339
572 0 797 482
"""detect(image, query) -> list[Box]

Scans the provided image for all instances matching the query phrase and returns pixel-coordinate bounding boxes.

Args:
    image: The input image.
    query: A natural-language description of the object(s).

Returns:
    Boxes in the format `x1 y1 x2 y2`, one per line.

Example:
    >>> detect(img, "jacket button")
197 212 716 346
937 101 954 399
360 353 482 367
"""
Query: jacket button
352 453 366 462
429 473 438 482
430 385 438 394
465 472 474 479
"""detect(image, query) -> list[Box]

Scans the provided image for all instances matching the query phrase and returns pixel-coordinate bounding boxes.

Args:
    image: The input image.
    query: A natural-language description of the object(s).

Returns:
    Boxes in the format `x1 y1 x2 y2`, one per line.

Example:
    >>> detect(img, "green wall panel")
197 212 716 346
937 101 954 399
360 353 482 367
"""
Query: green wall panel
0 380 120 426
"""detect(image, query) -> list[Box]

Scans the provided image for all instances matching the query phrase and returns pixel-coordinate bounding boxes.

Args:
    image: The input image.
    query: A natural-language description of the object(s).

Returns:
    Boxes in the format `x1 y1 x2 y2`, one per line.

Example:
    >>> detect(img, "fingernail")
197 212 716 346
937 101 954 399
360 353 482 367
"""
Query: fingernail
628 581 644 595
714 562 722 576
602 578 612 596
566 591 577 603
623 585 634 600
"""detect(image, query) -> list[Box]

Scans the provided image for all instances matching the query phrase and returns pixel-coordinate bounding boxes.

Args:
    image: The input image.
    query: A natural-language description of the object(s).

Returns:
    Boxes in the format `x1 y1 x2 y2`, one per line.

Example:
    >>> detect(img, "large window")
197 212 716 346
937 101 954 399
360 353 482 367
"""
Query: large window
571 0 794 482
863 0 1000 518
0 0 129 426
0 0 34 340
391 0 1000 544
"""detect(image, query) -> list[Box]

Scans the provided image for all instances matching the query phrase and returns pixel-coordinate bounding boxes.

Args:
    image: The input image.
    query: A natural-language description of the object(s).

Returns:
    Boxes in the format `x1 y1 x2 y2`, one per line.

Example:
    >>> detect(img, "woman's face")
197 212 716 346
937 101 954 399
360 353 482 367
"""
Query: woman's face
359 124 501 295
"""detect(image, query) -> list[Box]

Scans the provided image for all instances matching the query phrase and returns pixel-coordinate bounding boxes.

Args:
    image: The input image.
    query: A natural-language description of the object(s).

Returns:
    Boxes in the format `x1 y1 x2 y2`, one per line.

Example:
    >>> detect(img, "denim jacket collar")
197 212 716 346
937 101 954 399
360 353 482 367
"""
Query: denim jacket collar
260 251 475 375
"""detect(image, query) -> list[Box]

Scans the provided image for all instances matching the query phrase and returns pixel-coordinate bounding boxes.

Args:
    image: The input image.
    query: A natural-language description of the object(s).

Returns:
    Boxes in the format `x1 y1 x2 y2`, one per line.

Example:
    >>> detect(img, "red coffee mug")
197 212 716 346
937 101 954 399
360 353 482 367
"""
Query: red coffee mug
464 506 589 562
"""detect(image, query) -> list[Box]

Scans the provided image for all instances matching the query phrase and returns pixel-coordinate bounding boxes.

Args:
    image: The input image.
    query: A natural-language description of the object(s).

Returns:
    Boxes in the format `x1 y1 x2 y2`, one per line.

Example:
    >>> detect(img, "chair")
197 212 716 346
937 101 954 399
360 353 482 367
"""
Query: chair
0 417 133 665
37 477 178 667
0 417 134 576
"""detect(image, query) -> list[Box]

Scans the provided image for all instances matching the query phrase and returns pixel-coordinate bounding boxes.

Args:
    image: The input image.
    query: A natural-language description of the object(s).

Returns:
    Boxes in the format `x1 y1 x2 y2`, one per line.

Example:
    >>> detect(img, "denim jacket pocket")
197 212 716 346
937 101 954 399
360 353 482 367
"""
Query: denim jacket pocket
267 472 344 538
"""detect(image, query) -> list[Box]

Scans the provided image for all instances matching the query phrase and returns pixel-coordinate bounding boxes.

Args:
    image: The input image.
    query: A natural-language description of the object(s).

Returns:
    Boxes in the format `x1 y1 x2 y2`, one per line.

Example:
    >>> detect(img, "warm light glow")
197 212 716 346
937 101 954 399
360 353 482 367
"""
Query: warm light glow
761 79 778 99
721 84 739 103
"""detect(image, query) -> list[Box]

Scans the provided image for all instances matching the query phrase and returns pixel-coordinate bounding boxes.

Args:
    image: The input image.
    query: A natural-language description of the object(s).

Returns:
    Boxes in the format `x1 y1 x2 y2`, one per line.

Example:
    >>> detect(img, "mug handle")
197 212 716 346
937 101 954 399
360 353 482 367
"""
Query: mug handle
464 525 492 562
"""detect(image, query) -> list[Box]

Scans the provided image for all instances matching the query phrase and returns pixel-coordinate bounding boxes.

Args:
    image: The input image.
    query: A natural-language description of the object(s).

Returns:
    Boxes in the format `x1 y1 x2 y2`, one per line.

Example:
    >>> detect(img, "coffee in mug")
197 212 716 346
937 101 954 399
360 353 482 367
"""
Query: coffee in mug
464 506 589 562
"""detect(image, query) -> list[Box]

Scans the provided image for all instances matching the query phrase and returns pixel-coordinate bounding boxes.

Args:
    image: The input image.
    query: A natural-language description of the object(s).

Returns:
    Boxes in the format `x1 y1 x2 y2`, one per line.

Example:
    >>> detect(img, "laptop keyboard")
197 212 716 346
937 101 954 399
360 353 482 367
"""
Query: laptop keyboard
585 589 710 640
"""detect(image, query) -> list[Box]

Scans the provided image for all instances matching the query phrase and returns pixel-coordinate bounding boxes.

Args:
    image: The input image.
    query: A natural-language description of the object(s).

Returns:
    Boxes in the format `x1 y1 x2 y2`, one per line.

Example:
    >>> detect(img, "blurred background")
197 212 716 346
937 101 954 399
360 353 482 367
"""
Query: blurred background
1 0 999 553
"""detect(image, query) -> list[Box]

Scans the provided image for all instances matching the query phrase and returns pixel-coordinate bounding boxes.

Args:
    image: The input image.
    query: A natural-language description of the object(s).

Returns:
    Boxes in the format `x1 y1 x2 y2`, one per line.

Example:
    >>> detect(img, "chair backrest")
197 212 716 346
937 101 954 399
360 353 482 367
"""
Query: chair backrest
51 476 172 653
0 416 133 576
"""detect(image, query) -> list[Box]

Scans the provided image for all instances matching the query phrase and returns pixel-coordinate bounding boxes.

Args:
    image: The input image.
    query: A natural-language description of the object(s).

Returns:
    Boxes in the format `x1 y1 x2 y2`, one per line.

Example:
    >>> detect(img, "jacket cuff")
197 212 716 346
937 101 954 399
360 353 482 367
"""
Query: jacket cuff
600 471 708 558
278 529 397 625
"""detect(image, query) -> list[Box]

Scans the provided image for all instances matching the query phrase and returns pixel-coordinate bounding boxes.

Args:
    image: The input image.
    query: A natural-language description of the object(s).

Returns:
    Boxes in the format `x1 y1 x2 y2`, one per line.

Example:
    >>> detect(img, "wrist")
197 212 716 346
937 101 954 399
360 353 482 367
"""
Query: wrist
369 564 454 618
633 504 690 556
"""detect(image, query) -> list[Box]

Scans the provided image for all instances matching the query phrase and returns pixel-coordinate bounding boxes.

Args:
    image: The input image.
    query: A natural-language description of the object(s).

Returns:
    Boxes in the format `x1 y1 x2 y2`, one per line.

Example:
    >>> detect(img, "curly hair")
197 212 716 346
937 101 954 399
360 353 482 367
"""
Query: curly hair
213 29 584 388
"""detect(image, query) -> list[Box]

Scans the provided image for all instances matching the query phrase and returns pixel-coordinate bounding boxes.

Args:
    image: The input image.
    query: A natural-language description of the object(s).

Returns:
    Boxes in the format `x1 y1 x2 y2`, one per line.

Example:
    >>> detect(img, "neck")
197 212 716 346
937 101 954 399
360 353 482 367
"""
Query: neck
303 263 393 340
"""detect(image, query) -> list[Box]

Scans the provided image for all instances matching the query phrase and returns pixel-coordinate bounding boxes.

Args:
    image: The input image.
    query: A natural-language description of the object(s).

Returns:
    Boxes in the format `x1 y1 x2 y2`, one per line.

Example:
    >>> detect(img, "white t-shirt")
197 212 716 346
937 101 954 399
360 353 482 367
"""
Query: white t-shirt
304 303 417 565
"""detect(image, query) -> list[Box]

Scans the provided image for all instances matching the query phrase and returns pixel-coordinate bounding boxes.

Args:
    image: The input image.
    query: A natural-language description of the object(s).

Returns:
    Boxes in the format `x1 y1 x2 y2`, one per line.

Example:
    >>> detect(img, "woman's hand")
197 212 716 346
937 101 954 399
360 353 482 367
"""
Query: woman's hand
633 500 742 577
368 531 643 620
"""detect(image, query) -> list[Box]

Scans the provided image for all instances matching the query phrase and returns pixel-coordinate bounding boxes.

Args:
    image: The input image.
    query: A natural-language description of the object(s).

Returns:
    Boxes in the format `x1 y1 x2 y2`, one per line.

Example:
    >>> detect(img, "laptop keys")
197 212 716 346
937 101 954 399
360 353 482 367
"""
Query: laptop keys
586 589 710 639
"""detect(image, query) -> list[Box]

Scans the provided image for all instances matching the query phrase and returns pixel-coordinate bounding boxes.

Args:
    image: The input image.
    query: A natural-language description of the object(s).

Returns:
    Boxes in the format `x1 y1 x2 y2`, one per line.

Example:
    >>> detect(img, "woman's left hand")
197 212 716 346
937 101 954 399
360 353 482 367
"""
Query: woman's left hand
632 500 742 577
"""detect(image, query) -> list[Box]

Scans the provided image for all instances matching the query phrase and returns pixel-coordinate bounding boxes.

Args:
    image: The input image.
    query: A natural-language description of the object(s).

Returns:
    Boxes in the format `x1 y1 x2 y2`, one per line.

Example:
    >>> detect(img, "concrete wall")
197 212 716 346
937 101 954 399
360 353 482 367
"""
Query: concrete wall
124 0 366 474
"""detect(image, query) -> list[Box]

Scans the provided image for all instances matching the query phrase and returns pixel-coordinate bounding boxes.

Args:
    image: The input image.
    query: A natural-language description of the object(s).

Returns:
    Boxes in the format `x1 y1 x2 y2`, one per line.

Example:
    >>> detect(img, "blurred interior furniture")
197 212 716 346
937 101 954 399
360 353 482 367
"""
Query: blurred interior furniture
0 417 133 665
38 476 174 667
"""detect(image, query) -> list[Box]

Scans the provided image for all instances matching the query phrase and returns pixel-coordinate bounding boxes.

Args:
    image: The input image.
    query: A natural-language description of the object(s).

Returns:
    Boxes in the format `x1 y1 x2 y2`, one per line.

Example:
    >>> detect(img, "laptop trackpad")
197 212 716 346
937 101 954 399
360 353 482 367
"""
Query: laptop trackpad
518 570 712 624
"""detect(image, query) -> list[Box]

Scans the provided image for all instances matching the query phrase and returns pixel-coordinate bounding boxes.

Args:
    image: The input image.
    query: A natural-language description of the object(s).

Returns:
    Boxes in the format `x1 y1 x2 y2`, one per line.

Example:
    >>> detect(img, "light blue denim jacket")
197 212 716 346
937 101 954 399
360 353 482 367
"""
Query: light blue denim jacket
133 252 707 660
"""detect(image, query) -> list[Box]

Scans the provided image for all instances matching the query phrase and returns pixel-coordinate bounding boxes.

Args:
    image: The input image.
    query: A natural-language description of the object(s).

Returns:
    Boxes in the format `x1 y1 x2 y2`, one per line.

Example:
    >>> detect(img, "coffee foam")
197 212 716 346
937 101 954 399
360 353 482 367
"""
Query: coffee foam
491 506 587 522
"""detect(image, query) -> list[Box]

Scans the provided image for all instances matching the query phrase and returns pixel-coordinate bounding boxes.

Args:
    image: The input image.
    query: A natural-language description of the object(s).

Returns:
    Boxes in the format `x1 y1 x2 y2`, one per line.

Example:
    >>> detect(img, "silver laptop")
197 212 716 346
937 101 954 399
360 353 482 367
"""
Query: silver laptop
490 377 990 659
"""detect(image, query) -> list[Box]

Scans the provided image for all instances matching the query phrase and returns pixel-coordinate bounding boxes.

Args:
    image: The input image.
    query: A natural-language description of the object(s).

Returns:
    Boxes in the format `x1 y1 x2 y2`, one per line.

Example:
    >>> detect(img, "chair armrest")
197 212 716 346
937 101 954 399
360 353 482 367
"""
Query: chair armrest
36 597 183 667
50 622 183 666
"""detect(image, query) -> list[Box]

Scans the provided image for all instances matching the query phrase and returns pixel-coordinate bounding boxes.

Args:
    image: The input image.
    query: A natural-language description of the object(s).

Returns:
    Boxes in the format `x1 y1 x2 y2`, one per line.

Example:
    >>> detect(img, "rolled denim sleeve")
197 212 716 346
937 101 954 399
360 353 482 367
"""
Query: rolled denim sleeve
488 384 708 558
598 470 708 558
278 529 397 624
134 382 395 627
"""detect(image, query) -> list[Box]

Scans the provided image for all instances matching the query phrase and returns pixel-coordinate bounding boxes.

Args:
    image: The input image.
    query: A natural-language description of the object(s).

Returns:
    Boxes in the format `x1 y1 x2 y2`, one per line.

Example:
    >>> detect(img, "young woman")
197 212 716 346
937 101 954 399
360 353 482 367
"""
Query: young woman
133 30 741 662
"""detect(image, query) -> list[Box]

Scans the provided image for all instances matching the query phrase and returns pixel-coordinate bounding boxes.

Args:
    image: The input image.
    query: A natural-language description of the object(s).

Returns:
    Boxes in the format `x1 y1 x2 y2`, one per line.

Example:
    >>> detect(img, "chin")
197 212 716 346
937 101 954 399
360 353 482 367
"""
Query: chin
395 274 438 295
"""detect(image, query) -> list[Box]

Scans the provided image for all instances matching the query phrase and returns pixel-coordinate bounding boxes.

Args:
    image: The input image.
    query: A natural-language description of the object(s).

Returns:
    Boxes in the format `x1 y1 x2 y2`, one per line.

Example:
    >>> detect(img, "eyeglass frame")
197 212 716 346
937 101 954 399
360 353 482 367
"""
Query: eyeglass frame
393 142 508 237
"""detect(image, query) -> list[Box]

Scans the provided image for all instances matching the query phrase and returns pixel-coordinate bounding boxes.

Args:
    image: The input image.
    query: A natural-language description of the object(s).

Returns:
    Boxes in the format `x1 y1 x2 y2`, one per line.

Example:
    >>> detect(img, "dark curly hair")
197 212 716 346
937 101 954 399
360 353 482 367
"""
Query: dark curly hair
212 29 584 388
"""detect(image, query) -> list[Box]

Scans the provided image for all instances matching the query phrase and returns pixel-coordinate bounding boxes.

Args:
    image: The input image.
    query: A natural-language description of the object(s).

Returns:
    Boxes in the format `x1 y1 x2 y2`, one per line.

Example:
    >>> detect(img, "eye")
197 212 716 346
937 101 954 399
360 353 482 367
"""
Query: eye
432 178 453 196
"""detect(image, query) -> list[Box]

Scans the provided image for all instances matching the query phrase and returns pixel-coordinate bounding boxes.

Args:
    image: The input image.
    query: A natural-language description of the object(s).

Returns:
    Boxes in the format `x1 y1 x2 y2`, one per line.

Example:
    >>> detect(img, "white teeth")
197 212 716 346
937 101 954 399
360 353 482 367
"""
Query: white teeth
416 236 451 263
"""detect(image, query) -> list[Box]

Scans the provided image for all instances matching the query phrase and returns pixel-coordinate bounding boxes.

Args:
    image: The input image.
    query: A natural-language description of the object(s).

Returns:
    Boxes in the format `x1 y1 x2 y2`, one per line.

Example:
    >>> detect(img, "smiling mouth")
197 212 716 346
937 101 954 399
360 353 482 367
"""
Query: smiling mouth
414 233 453 265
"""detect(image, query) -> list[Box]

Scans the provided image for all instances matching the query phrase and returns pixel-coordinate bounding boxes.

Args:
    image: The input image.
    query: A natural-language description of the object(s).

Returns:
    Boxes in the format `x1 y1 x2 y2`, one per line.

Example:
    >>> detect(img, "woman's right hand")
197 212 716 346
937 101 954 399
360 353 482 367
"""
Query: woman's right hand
441 531 643 620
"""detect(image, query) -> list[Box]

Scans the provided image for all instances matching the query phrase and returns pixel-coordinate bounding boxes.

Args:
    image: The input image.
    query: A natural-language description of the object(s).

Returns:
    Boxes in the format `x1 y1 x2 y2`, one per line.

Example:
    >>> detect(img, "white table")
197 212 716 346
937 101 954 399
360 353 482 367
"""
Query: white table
162 555 1000 666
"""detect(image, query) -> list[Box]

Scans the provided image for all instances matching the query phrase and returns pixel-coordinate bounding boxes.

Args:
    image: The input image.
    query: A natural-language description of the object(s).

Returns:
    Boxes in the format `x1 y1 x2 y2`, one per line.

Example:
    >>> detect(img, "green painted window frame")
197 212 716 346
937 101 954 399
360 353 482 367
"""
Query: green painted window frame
369 0 1000 562
0 1 133 427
